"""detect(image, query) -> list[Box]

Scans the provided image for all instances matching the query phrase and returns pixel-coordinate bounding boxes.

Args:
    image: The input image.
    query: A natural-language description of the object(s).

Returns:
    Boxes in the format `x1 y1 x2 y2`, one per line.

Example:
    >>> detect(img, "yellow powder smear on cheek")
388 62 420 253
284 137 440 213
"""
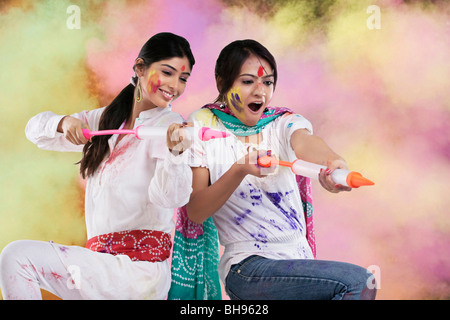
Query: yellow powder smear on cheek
226 87 247 122
146 69 161 94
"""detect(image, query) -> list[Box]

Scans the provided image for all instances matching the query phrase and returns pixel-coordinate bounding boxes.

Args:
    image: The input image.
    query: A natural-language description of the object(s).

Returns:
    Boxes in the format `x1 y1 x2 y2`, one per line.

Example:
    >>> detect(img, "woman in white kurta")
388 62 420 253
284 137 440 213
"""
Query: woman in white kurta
0 33 195 300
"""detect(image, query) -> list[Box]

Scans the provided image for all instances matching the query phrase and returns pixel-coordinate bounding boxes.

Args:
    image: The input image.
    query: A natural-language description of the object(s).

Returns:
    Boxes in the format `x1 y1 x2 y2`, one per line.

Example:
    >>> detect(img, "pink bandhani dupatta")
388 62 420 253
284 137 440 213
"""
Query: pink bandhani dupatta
296 175 316 257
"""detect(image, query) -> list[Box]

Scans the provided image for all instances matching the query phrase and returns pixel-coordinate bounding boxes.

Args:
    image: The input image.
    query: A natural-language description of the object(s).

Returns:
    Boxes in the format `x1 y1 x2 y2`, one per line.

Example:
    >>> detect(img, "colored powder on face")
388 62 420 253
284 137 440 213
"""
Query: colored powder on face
258 65 264 77
146 69 161 94
227 87 244 113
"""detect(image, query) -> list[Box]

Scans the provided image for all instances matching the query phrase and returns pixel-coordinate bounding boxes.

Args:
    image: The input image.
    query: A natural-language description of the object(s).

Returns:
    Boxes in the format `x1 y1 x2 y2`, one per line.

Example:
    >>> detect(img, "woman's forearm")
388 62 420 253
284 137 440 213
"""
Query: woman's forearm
291 129 344 165
186 164 247 224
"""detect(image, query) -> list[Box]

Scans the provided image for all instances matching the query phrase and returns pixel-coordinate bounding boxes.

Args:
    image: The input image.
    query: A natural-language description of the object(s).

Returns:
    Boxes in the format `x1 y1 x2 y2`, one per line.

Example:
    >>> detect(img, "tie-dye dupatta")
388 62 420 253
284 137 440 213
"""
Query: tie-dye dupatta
168 105 316 300
168 207 222 300
297 175 316 257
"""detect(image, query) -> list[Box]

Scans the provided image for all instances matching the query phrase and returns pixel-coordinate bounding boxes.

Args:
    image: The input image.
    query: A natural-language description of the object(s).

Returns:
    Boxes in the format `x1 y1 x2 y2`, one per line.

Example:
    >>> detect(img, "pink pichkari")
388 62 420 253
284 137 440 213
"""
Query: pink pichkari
82 126 230 142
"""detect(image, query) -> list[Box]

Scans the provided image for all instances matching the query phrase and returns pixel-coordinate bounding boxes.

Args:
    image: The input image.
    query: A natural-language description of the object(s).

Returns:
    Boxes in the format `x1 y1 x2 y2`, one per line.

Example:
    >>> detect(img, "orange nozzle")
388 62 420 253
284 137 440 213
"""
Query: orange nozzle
346 172 375 188
257 155 277 167
257 155 292 168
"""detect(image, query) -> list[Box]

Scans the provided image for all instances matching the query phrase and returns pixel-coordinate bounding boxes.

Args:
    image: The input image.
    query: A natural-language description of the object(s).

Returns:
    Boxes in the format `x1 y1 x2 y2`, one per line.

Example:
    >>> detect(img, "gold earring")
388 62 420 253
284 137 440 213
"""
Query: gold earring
135 84 142 103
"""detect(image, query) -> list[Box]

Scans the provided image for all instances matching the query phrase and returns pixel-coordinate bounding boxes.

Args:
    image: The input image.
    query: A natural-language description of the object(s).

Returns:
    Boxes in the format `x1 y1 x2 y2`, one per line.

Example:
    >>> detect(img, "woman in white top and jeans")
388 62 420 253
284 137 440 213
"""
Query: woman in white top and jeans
0 33 195 300
183 39 376 300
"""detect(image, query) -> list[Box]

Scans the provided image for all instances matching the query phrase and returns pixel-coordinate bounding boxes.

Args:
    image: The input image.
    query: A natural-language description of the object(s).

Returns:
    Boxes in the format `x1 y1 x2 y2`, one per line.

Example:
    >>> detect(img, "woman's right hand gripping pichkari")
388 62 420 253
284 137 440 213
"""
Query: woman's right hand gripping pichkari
234 149 277 178
58 116 91 145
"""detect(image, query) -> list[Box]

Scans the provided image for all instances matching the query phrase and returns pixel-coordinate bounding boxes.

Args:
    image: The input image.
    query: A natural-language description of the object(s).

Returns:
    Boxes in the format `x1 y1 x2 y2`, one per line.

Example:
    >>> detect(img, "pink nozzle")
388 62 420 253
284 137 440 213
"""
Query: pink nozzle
82 128 93 140
199 127 230 141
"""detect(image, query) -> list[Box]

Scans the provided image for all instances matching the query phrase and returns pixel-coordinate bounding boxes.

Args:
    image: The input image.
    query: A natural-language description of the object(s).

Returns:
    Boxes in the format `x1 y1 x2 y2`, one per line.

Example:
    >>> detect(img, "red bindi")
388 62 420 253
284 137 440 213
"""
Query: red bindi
181 65 185 71
258 66 264 77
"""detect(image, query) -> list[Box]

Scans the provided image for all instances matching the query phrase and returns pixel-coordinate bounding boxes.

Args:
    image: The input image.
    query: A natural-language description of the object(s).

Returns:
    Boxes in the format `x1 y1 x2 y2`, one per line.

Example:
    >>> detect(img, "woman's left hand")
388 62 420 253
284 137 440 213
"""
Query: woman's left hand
166 122 193 155
318 159 352 193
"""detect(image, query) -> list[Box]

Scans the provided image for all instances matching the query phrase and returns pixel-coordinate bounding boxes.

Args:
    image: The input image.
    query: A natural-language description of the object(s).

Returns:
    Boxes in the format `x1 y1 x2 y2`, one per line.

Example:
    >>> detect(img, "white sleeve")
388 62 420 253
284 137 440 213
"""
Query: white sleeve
25 108 105 152
275 113 313 162
185 110 209 168
148 149 193 208
277 113 313 138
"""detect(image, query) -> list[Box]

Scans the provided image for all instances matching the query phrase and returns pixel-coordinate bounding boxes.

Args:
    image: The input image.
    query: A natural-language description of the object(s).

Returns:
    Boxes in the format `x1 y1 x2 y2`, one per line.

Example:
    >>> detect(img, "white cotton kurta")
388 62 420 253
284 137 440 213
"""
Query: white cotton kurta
187 109 315 283
25 106 192 299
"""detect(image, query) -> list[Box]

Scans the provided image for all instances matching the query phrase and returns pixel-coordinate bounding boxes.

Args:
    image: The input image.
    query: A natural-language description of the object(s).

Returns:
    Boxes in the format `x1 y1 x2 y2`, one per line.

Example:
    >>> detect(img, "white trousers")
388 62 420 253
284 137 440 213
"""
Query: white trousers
0 240 170 300
0 240 83 299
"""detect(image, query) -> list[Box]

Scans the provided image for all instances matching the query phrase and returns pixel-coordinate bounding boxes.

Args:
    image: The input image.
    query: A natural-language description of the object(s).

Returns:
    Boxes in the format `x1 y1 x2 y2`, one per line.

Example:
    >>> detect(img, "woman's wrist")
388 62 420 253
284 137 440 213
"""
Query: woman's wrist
231 162 248 180
56 116 67 133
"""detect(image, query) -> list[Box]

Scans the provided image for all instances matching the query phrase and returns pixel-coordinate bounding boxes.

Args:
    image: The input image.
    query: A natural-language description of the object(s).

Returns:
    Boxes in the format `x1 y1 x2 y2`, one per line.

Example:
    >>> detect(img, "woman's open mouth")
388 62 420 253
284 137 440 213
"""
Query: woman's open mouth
248 102 263 112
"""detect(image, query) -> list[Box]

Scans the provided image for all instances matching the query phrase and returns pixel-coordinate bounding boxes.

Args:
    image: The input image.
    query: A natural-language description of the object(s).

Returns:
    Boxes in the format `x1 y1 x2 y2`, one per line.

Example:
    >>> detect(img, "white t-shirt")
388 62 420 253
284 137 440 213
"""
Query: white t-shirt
187 109 315 282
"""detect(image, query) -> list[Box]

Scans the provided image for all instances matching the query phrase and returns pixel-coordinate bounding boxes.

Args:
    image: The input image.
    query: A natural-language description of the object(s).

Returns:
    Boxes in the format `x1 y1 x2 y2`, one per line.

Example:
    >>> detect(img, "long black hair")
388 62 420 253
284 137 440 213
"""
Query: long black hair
214 39 277 103
80 32 195 178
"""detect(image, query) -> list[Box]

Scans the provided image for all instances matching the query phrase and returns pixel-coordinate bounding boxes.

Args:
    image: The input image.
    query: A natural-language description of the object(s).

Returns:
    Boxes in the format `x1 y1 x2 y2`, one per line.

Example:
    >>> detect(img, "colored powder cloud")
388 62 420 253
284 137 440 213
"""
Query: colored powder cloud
0 0 103 247
1 0 449 300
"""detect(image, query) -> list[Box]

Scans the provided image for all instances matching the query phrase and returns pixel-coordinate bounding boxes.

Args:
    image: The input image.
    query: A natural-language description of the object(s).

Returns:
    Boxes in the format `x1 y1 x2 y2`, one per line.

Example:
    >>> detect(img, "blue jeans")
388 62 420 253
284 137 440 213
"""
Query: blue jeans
225 255 377 300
